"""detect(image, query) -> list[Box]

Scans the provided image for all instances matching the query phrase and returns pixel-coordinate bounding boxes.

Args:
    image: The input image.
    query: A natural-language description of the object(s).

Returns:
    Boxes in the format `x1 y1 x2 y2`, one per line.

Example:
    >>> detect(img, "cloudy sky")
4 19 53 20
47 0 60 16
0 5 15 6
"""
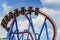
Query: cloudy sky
0 0 60 40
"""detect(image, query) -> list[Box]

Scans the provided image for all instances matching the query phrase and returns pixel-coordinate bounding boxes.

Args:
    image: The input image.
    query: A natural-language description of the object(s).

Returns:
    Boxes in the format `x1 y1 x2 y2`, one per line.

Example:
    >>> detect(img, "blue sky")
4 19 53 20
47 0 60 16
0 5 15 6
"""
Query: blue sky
0 0 60 40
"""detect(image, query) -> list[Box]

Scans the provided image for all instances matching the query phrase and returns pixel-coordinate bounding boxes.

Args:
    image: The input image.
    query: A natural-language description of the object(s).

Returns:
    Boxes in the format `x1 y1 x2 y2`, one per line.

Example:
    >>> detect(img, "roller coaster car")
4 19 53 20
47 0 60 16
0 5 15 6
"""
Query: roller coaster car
8 12 15 19
1 19 7 28
4 15 11 23
35 8 39 15
21 7 26 15
28 7 33 14
14 9 20 17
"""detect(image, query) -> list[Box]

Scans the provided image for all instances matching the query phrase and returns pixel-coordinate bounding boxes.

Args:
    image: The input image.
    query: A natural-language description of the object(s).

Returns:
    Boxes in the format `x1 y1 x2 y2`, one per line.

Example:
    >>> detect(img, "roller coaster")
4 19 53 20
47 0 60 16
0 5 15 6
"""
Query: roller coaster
0 7 56 40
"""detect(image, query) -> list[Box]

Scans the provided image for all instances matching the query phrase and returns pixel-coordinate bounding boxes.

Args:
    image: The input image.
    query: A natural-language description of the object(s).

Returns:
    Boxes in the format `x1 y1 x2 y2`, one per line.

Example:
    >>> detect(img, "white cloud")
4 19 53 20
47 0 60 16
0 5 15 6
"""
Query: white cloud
0 26 7 38
40 7 60 17
0 16 7 38
41 0 60 10
41 0 60 4
40 7 60 28
57 18 60 23
2 3 13 14
57 18 60 27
